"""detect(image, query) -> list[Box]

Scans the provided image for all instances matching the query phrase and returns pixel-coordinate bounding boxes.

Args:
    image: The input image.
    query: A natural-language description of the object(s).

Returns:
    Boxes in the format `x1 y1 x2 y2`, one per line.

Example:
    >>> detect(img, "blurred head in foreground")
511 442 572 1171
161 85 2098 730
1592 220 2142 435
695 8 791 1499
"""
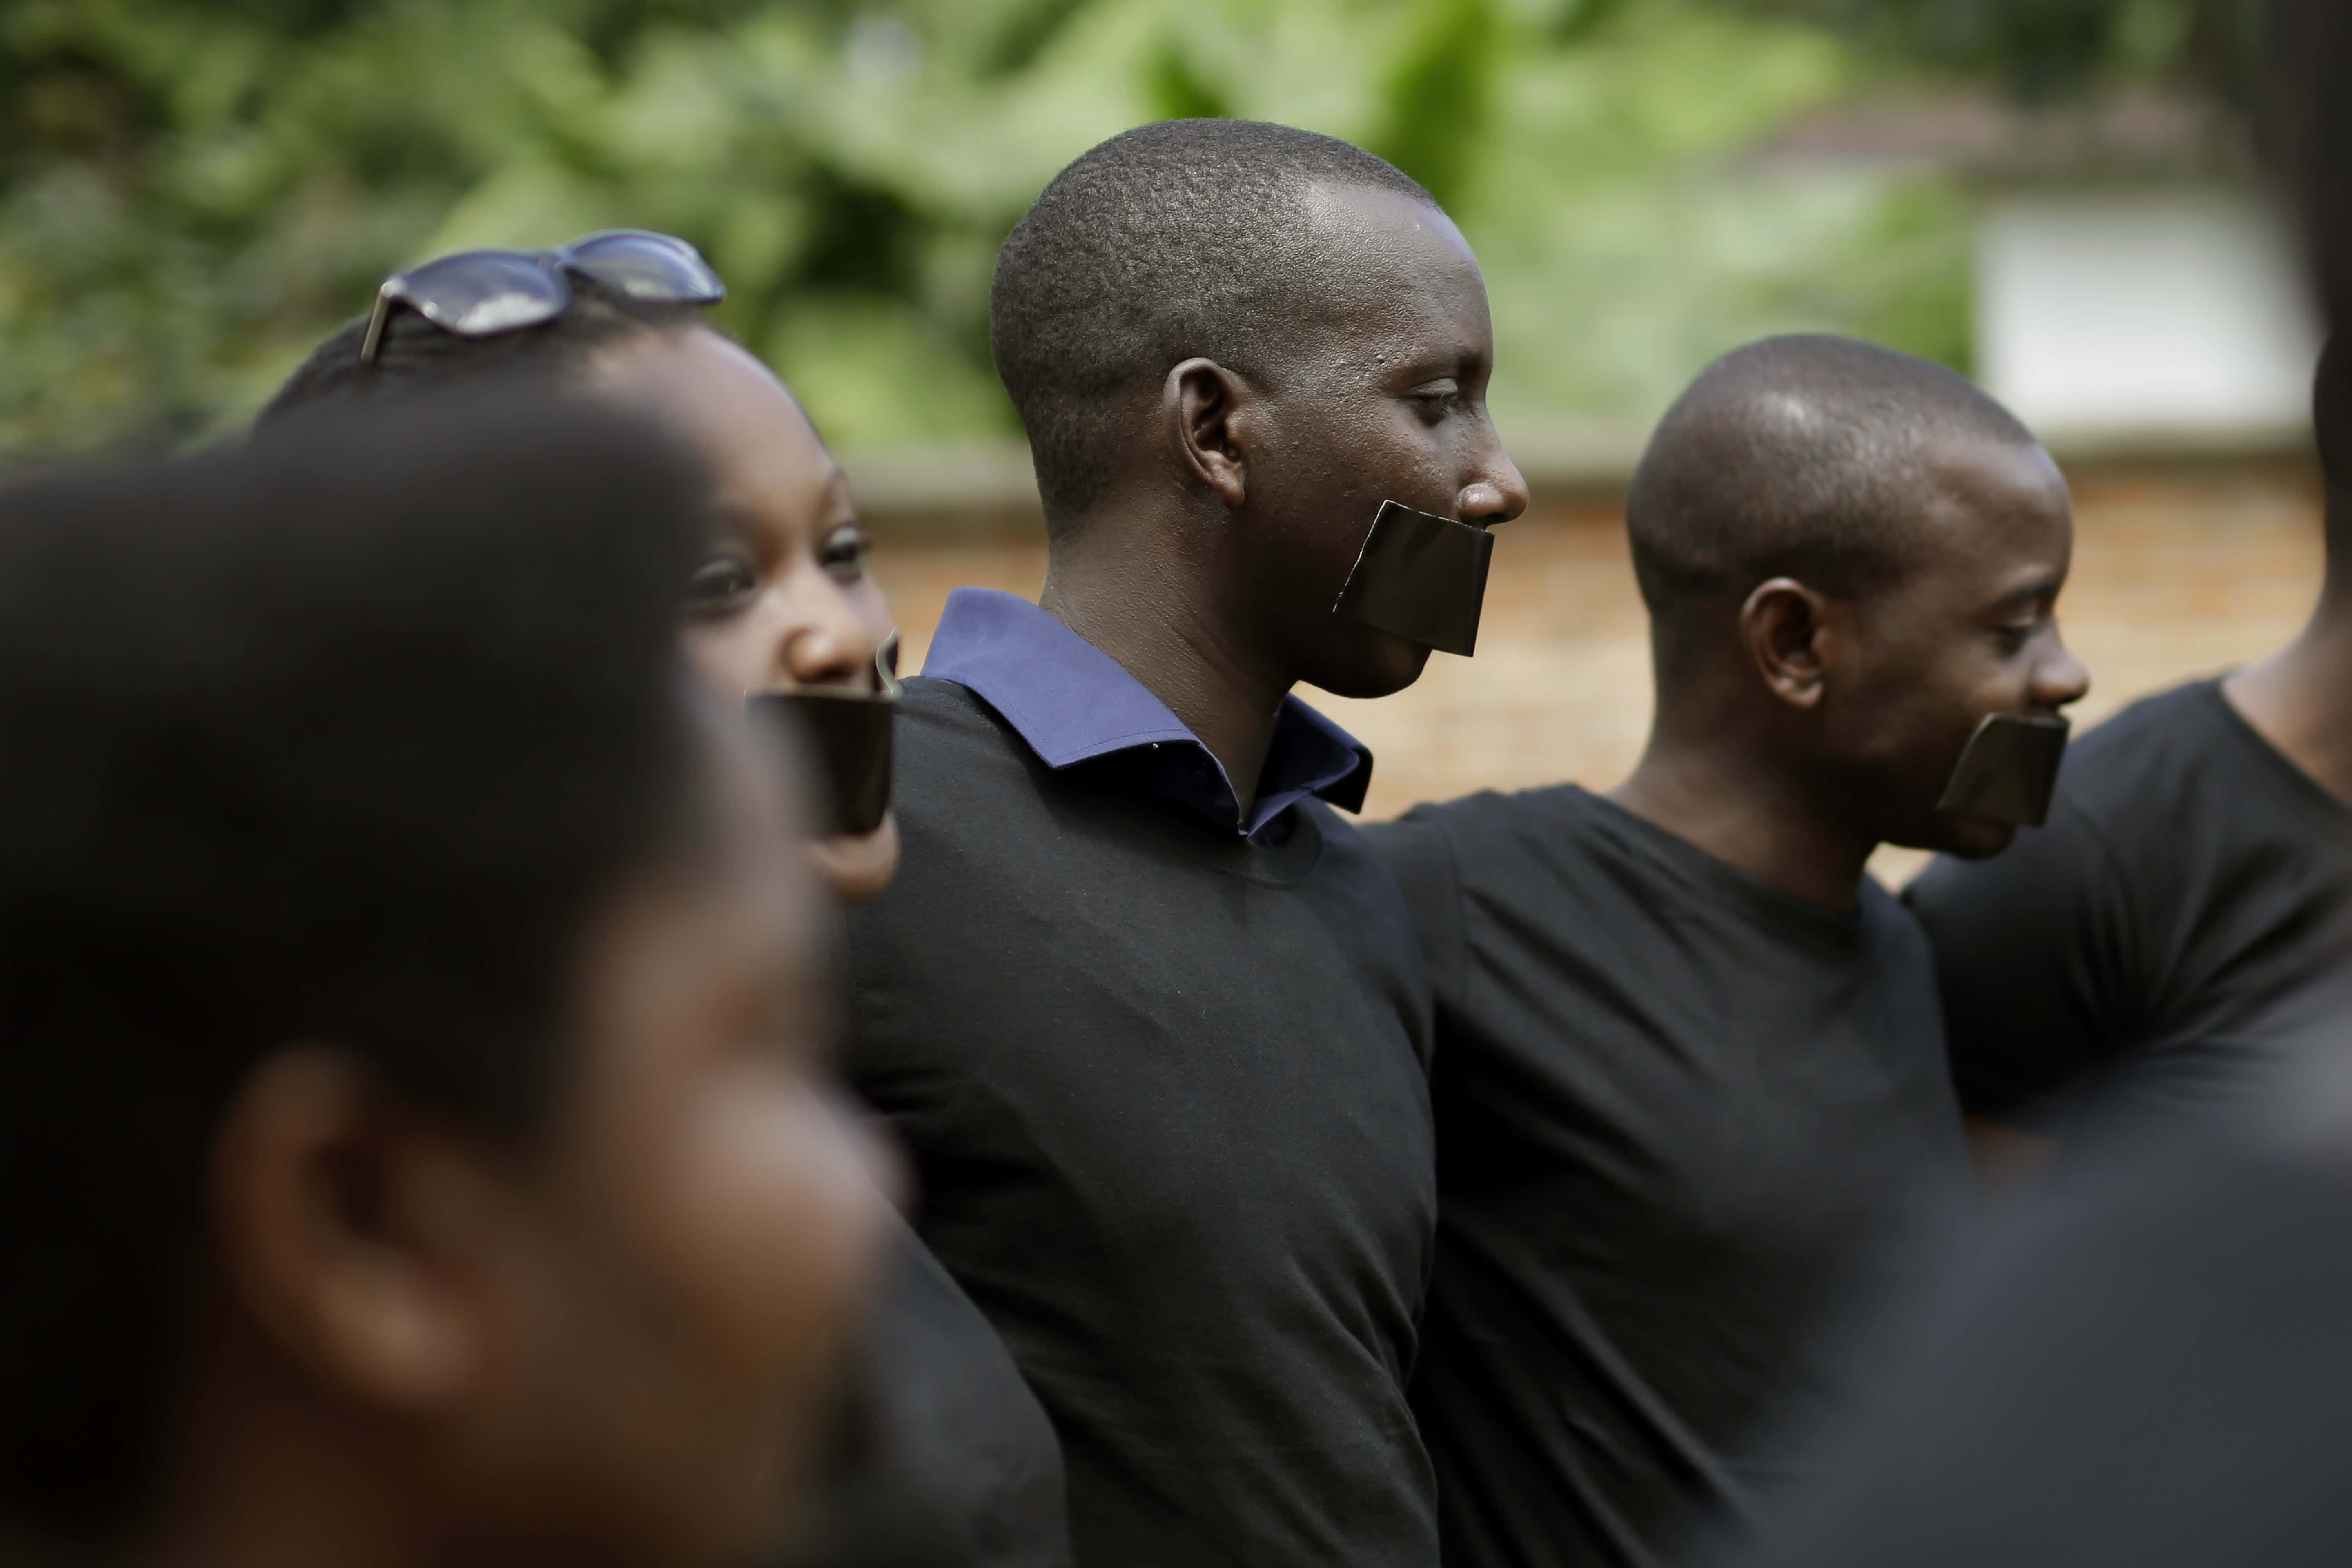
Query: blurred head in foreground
0 400 888 1568
260 235 901 902
1626 334 2092 862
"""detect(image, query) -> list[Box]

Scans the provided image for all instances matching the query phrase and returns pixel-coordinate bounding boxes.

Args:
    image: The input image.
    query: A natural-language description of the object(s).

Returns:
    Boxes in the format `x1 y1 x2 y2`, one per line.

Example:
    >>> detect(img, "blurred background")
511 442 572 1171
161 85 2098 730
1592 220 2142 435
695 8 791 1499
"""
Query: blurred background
2 0 2310 870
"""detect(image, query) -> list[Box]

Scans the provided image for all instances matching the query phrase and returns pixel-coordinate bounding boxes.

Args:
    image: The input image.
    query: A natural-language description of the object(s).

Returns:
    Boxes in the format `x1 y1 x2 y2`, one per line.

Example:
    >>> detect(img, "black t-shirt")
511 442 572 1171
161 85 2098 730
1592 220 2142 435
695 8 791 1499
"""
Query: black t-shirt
1368 786 1970 1568
1906 679 2352 1130
1726 1045 2352 1568
805 1217 1071 1568
845 681 1438 1568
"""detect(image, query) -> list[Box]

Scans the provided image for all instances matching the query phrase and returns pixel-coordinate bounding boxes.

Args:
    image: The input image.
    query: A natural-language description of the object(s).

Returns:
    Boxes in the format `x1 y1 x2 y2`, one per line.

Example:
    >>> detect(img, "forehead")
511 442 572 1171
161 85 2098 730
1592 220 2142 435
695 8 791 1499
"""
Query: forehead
1911 435 2075 588
590 331 843 521
1292 182 1490 339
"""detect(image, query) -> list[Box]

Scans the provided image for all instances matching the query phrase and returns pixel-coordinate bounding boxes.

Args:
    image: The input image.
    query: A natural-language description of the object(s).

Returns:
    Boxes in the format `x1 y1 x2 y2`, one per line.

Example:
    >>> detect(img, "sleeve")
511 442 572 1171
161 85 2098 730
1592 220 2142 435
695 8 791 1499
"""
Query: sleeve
1902 806 2143 1128
1360 809 1470 1021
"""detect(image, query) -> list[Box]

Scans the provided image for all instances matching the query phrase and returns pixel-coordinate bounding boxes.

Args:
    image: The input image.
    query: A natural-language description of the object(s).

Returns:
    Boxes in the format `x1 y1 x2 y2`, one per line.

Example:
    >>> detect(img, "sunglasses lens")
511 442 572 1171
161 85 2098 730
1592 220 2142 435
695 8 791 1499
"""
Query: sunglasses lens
563 231 727 305
393 252 568 337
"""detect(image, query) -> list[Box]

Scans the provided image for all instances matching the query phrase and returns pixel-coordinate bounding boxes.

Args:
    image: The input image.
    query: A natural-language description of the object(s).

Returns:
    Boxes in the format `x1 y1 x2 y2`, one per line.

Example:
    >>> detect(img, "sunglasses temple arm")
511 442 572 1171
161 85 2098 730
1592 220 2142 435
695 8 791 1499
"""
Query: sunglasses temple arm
358 283 399 364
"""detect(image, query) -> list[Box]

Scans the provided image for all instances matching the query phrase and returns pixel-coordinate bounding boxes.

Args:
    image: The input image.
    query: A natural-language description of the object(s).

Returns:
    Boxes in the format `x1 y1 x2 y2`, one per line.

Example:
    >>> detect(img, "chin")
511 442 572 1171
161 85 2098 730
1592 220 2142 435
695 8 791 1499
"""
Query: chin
1306 633 1434 701
1912 814 2020 862
807 815 901 905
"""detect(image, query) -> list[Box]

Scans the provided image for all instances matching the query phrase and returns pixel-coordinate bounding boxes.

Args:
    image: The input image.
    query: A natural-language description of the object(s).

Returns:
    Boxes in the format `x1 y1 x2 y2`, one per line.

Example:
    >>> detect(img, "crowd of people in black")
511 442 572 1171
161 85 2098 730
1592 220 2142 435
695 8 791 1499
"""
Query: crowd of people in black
4 8 2352 1566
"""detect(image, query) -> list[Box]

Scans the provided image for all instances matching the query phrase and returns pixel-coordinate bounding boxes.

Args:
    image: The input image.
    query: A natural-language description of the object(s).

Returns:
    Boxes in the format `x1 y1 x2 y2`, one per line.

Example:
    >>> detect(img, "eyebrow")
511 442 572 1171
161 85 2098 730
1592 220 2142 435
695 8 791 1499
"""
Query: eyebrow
1990 576 2065 612
1398 347 1490 383
821 471 860 530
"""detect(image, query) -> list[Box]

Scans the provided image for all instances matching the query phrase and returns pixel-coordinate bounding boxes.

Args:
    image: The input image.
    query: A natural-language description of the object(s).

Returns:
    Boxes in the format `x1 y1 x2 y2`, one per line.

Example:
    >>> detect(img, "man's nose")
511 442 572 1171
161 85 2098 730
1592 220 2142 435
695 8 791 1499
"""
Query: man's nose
1460 440 1529 527
2033 636 2093 713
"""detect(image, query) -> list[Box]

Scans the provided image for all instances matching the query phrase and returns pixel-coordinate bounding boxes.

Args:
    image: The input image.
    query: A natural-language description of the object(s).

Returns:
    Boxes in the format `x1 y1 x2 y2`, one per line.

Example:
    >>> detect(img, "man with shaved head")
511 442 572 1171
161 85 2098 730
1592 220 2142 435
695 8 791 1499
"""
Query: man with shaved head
1368 334 2089 1568
844 119 1525 1568
1907 335 2352 1163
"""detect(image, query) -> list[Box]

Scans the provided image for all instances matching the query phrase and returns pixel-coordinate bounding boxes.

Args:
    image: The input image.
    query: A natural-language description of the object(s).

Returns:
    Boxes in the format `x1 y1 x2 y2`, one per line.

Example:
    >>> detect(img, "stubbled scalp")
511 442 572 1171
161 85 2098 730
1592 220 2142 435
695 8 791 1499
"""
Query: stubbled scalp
990 118 1440 528
1626 334 2042 618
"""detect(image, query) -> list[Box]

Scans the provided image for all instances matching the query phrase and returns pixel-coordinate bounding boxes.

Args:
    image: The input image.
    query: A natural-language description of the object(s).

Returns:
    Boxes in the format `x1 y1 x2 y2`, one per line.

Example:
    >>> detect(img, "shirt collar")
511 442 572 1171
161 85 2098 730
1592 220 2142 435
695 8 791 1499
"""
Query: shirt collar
919 588 1373 839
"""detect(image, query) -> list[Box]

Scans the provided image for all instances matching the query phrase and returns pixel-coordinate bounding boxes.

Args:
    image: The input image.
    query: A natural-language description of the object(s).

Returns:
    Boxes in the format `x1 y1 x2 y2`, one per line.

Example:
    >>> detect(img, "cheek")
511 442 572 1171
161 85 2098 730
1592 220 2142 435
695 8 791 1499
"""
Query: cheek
1260 395 1449 515
1835 628 1989 775
846 580 895 655
678 616 776 703
561 1066 891 1553
649 1070 890 1398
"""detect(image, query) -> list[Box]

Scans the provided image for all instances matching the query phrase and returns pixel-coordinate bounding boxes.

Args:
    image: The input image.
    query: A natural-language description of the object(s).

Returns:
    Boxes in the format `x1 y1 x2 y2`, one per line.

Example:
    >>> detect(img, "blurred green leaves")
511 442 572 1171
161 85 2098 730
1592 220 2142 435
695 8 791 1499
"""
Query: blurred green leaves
0 0 1978 459
1741 0 2261 101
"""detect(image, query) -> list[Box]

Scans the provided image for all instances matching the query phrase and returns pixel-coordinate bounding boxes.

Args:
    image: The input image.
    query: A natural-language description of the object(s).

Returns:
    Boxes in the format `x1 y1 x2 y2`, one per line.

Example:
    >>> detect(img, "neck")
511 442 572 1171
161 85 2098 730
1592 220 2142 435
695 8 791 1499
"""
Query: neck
1607 710 1873 909
127 1343 435 1568
2221 577 2352 803
1038 520 1290 818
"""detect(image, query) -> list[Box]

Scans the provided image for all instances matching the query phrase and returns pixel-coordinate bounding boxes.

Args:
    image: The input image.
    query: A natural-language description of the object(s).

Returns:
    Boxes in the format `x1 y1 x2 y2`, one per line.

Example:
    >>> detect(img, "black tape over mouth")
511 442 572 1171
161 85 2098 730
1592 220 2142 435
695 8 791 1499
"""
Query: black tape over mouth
1332 499 1497 657
751 634 902 838
1935 712 2071 828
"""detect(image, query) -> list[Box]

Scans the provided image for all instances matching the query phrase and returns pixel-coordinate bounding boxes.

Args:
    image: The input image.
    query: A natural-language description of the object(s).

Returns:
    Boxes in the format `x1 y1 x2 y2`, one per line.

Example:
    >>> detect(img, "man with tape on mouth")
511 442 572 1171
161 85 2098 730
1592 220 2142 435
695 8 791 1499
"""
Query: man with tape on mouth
842 119 1526 1568
1367 334 2089 1568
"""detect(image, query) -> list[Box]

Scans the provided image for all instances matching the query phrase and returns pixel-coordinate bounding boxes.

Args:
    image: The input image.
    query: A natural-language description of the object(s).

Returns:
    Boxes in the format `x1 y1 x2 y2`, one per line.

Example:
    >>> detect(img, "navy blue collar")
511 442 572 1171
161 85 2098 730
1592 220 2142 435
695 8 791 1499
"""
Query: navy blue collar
919 588 1373 841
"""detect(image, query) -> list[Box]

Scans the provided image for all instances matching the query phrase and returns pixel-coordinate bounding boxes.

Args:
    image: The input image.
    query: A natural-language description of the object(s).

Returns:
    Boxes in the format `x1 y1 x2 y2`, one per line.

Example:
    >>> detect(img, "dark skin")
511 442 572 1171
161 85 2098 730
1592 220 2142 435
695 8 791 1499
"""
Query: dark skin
1038 183 1529 817
591 331 903 903
131 722 891 1568
1610 434 2092 909
2221 530 2352 805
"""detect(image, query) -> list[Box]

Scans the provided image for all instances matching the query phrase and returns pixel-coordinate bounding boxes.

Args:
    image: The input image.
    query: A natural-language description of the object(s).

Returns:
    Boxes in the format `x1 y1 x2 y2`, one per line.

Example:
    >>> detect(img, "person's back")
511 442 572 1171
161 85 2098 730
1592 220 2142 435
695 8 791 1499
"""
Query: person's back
844 118 1527 1566
1907 339 2352 1153
1369 335 2089 1566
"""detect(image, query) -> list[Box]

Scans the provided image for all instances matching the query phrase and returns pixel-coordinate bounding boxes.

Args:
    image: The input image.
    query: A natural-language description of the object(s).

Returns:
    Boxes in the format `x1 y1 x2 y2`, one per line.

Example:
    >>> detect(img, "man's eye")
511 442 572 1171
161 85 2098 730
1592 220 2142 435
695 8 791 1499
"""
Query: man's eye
685 557 759 613
819 527 872 583
1410 382 1466 419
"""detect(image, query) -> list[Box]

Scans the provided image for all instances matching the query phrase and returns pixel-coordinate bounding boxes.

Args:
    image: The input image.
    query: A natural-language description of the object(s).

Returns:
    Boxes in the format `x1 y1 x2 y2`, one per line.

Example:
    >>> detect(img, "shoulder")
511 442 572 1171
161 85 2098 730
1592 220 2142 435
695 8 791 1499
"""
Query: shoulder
890 678 1045 804
1379 781 1601 856
2054 680 2234 814
898 675 1012 744
1305 804 1421 927
1859 876 1938 970
1906 684 2225 924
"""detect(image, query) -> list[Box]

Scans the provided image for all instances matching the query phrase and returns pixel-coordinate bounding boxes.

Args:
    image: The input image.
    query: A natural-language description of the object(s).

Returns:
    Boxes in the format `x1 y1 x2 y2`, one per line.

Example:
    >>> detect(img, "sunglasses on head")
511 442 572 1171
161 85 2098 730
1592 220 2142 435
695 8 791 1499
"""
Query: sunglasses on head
359 229 726 363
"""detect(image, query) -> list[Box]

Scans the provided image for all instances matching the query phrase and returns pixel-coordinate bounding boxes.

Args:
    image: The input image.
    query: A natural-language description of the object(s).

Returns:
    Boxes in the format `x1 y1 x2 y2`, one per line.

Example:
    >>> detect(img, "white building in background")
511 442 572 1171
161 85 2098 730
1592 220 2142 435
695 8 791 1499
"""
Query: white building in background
1769 90 2323 445
1978 189 2321 439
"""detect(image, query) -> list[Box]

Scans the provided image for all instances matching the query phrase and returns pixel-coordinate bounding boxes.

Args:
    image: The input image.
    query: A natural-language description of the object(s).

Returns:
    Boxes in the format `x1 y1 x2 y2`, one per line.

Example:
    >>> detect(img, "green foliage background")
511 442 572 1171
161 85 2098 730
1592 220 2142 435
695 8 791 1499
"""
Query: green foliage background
1 0 2026 457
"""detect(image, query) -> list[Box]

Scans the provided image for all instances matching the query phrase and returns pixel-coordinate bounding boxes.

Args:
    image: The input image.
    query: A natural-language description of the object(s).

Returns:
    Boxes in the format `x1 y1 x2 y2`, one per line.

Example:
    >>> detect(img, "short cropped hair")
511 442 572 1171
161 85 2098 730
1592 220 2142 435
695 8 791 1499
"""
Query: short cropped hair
1626 335 2040 618
0 395 705 1545
259 273 710 426
990 119 1437 525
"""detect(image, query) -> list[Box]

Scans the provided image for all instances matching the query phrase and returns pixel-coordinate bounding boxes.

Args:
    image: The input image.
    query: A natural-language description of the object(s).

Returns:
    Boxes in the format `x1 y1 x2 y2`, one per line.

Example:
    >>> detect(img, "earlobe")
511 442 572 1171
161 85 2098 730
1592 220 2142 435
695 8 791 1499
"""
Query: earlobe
210 1049 493 1412
1740 577 1830 710
1165 357 1250 511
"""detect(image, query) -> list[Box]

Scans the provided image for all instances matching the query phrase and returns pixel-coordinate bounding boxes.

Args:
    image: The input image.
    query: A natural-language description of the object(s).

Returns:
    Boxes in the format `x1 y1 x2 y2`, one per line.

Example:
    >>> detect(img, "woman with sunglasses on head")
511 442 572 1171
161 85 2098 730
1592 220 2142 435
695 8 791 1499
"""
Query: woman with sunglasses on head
265 234 903 899
259 234 1071 1568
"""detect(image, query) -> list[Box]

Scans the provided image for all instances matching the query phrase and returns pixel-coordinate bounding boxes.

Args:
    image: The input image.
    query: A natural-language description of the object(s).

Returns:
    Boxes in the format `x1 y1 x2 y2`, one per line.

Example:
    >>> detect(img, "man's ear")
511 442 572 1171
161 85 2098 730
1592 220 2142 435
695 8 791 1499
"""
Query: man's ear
1165 357 1254 510
208 1048 511 1412
1739 577 1838 710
